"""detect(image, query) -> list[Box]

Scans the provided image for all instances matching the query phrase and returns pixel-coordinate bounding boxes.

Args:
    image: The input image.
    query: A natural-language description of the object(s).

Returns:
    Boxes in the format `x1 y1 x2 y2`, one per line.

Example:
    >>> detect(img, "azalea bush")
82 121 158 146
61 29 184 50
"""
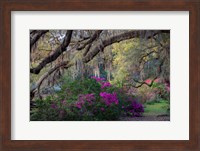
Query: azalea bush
134 78 170 103
152 82 170 101
31 76 144 121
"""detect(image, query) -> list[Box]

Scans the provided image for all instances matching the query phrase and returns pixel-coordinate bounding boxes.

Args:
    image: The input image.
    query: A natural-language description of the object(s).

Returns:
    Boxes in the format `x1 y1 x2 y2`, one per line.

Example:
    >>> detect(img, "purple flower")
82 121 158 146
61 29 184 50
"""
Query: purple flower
101 107 105 111
76 93 95 109
75 101 83 109
61 100 66 105
125 100 144 117
50 103 57 109
91 76 105 82
78 93 95 104
100 92 119 106
101 82 112 89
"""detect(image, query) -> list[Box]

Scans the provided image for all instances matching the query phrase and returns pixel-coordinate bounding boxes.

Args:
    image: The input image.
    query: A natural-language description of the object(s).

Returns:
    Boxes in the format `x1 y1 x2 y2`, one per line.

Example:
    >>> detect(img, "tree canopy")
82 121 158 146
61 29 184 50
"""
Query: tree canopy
30 30 170 100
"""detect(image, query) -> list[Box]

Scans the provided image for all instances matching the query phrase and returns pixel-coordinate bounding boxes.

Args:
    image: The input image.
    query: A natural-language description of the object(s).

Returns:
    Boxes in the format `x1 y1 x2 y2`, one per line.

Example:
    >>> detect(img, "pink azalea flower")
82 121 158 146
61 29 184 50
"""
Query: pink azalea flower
51 103 57 109
145 79 152 84
61 100 66 105
101 107 105 111
166 86 170 92
91 76 105 82
154 78 161 83
76 102 82 109
76 93 95 109
101 82 112 89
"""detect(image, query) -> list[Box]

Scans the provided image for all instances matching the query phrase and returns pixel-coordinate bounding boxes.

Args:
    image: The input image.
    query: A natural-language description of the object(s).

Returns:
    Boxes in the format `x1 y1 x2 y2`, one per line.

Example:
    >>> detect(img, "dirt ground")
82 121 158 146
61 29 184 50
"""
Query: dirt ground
120 115 170 121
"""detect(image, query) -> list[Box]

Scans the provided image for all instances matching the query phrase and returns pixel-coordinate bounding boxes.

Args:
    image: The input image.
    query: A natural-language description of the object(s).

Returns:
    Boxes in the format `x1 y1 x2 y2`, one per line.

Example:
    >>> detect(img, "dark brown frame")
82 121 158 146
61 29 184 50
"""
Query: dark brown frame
0 0 200 150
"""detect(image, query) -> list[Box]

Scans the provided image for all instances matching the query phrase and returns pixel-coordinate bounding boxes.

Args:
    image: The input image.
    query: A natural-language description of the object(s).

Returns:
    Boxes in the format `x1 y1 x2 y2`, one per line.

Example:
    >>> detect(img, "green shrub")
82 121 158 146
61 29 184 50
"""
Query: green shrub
30 76 144 121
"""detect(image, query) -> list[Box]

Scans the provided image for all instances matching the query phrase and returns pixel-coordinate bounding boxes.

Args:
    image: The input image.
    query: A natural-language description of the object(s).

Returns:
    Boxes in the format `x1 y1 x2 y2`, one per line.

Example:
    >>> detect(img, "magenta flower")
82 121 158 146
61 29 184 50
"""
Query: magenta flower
100 92 119 106
78 93 95 104
50 103 57 109
76 93 95 109
125 100 144 117
101 107 105 111
91 76 105 82
75 101 84 109
61 100 66 105
101 82 112 89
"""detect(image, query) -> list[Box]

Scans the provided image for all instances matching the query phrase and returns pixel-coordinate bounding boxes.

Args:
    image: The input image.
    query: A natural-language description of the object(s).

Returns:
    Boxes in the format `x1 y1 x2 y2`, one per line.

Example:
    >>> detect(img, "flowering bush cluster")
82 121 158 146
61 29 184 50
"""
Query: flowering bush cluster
125 100 144 117
133 78 170 103
100 92 118 106
75 93 95 108
50 102 58 109
101 82 112 89
91 76 112 89
31 76 144 121
91 76 105 82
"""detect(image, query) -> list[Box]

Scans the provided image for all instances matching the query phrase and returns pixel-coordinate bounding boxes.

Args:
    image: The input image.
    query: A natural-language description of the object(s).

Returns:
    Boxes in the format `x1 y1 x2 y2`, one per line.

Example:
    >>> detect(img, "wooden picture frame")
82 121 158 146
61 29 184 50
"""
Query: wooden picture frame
0 0 199 150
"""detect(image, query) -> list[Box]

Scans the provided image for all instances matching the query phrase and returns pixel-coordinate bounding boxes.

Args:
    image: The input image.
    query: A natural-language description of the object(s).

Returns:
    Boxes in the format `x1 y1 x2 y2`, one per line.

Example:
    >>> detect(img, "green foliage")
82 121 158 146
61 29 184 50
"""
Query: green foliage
31 77 145 121
30 30 170 121
111 33 170 87
111 39 135 86
152 82 170 101
143 99 170 116
30 96 60 121
58 77 101 99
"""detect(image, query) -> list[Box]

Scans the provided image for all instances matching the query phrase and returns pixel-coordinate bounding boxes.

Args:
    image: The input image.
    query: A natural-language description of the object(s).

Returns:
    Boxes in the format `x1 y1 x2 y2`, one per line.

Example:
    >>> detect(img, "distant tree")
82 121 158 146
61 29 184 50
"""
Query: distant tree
30 30 169 99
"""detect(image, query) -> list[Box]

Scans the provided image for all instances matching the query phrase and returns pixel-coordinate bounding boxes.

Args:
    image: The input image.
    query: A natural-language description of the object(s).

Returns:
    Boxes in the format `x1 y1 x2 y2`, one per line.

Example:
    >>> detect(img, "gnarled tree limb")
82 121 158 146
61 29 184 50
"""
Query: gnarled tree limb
30 61 74 97
30 30 49 51
83 30 169 63
131 76 158 88
77 30 103 50
130 59 165 88
30 30 73 74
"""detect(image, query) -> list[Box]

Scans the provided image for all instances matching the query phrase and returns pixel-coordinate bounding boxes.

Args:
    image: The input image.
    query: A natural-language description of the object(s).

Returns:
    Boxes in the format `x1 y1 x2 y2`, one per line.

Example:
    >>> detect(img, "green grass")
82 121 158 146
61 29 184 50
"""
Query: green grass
143 99 170 116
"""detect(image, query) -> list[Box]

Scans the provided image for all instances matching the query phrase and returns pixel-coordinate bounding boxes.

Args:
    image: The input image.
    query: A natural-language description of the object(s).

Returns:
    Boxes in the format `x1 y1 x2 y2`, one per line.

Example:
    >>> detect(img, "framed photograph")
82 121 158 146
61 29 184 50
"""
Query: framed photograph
0 0 199 150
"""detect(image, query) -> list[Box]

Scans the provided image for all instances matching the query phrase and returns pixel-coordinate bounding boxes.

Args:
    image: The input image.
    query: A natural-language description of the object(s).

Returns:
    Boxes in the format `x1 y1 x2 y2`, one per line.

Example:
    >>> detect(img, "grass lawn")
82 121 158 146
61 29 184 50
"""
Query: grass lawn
143 99 170 117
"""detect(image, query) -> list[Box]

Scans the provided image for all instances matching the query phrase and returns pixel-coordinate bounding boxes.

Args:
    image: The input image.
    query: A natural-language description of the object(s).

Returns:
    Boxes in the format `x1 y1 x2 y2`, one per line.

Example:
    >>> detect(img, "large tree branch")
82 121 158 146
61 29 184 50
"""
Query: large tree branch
30 30 73 74
82 30 169 63
139 50 158 64
30 30 49 51
30 61 74 97
131 76 158 88
30 30 168 74
83 43 92 56
131 59 165 88
77 30 103 50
